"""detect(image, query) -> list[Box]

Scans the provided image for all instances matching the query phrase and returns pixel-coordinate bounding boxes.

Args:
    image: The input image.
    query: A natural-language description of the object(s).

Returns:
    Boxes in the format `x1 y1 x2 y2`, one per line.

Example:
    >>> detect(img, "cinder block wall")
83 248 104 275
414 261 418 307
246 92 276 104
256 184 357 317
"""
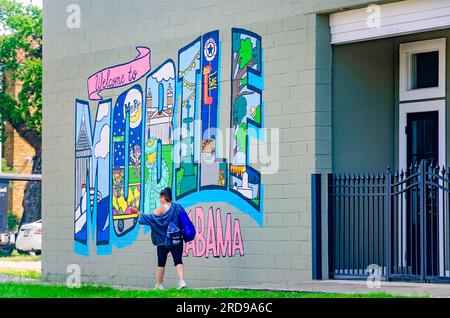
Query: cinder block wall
42 0 377 288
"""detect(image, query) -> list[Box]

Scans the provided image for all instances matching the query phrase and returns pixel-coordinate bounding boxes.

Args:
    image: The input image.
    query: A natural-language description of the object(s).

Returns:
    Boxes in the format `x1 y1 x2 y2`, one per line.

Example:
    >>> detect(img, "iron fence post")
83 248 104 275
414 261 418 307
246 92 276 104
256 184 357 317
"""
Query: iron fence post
419 160 427 281
385 168 391 280
327 173 334 279
311 173 322 280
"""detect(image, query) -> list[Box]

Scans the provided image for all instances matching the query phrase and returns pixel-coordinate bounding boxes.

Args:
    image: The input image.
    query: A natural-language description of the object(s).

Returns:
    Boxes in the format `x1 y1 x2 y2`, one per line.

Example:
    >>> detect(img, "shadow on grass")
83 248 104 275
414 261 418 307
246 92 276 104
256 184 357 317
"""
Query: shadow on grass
0 250 41 262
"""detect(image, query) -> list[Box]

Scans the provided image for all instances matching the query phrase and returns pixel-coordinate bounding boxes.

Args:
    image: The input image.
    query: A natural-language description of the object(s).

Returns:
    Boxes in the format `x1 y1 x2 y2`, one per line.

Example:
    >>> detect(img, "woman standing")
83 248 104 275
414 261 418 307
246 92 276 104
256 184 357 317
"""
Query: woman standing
136 187 187 290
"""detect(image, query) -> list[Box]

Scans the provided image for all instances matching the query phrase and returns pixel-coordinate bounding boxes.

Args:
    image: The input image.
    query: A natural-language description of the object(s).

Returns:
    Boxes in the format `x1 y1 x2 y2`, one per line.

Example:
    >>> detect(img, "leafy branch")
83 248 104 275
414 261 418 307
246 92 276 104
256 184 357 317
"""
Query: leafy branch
0 0 42 151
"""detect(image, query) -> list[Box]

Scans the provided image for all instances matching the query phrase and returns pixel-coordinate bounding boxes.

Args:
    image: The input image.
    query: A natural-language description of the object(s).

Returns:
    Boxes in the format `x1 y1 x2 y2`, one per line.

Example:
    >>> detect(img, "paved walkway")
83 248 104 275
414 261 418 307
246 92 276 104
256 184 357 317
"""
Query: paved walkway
0 261 41 271
229 280 450 298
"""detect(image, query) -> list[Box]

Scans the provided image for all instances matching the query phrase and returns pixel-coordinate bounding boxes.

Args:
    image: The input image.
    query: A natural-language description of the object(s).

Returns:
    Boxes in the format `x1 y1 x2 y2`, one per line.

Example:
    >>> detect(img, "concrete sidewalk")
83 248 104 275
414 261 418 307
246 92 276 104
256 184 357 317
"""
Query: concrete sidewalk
229 280 450 298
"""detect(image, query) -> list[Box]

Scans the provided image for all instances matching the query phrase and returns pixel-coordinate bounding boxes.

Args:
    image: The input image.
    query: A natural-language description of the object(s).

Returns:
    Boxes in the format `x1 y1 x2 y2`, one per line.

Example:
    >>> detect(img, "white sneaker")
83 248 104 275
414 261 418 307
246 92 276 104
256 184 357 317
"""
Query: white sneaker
154 283 165 290
177 280 187 289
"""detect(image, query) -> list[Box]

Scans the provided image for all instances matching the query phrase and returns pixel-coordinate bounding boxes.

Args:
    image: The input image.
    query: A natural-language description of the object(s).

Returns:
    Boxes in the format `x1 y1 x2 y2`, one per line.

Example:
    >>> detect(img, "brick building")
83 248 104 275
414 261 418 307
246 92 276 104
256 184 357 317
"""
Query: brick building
2 71 35 219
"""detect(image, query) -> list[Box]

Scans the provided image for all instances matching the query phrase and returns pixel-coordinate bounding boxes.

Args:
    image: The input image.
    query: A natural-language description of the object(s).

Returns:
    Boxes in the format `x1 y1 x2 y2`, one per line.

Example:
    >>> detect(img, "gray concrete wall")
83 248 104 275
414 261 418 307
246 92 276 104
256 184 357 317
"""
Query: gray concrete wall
42 0 387 288
332 39 396 173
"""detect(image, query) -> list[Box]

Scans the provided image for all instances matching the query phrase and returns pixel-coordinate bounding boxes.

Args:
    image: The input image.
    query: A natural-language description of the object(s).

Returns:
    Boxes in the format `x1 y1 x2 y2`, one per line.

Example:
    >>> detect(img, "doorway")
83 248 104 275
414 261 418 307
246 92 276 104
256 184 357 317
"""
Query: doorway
406 111 439 276
399 101 446 277
406 111 439 167
399 101 446 172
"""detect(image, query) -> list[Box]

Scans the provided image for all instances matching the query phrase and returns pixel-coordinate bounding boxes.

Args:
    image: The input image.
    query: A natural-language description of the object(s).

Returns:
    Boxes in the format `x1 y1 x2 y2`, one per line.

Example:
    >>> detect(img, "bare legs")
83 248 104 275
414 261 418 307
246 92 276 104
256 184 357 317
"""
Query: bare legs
156 266 165 285
155 243 185 289
175 264 184 281
155 265 184 285
155 265 186 289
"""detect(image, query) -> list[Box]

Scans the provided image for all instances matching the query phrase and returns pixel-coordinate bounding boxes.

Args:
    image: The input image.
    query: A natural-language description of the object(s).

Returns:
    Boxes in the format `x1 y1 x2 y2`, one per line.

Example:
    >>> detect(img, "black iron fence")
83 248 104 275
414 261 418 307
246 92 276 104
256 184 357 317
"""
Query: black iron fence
313 160 450 282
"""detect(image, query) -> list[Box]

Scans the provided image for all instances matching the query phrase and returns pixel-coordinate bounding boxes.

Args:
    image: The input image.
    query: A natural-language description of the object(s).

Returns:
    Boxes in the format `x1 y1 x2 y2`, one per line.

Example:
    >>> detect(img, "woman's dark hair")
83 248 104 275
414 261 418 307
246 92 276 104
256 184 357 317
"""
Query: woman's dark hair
160 187 172 202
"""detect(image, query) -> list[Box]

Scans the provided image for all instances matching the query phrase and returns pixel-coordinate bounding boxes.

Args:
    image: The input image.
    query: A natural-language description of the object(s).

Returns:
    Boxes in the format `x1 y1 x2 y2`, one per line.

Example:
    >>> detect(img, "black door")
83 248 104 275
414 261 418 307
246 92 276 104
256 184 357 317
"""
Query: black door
407 111 439 167
406 111 439 277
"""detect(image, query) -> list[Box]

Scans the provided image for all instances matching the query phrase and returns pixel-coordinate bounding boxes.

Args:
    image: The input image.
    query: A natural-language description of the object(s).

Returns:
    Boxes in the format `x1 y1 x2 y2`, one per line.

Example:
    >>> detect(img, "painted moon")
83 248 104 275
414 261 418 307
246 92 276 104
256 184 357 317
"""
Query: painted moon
125 88 142 128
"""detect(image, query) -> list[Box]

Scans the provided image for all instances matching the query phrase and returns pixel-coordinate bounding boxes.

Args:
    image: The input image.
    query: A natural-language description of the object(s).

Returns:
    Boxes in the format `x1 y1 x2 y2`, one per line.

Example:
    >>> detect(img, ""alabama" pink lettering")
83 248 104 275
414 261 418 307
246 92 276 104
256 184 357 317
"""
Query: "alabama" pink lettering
184 207 244 258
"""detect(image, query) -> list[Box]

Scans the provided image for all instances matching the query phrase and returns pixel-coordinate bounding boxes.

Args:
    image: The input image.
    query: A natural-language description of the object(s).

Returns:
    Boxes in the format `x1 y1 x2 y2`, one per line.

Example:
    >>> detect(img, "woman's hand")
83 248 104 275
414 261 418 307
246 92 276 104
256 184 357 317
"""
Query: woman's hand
130 208 140 216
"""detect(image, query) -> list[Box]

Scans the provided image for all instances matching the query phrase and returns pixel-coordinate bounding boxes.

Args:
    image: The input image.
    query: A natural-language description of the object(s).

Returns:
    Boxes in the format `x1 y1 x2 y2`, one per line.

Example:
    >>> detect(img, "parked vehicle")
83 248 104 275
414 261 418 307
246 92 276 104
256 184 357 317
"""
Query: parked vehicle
15 220 41 255
0 231 16 256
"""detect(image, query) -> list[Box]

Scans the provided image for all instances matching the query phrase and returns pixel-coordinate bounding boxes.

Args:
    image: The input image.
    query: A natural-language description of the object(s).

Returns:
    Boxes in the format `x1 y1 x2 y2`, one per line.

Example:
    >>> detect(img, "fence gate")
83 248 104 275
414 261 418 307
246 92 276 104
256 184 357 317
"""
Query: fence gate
325 160 450 282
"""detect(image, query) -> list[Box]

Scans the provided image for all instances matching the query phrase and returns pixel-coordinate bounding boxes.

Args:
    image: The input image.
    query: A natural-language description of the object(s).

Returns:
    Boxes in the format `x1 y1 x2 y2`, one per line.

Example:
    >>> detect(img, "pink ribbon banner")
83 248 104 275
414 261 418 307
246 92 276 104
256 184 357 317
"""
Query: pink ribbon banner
87 46 151 100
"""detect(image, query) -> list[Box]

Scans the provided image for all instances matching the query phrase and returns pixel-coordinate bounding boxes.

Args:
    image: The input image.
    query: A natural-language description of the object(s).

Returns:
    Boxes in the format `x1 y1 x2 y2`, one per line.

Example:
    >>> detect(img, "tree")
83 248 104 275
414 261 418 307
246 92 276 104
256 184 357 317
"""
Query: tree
230 34 261 128
0 0 42 224
232 95 247 126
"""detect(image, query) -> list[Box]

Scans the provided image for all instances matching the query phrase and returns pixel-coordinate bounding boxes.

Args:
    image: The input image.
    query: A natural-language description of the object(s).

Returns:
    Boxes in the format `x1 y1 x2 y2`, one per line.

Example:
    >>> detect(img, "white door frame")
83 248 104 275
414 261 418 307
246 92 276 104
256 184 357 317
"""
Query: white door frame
399 100 446 171
399 100 446 276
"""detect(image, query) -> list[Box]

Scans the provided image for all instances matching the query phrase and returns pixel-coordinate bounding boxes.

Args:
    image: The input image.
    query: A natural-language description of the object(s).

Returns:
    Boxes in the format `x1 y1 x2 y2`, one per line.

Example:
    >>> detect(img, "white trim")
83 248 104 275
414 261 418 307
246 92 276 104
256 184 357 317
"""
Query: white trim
399 38 446 101
399 100 446 171
399 100 446 276
330 0 450 45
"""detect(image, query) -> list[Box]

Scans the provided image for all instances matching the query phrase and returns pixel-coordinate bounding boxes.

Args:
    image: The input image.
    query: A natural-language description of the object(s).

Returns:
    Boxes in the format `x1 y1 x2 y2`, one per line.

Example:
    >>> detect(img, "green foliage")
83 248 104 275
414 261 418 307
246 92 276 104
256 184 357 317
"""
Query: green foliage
175 168 184 197
235 123 247 153
0 249 41 261
233 95 247 126
1 158 13 172
0 0 42 144
253 105 261 124
7 211 19 231
238 38 253 70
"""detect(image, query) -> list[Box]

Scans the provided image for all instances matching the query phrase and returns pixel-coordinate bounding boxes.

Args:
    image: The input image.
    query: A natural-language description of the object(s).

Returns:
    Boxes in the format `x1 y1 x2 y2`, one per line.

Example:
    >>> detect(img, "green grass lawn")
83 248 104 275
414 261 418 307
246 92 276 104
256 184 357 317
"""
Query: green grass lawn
0 269 424 298
0 269 41 279
0 250 41 262
0 282 414 298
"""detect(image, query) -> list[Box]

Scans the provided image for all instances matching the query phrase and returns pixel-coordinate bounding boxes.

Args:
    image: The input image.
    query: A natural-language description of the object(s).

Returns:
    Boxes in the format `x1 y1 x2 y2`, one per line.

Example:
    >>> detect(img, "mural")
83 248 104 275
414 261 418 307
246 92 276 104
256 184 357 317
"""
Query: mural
184 207 244 258
200 30 227 190
229 29 263 211
175 37 201 199
87 47 151 100
111 86 143 237
144 60 175 213
75 99 112 246
74 29 263 256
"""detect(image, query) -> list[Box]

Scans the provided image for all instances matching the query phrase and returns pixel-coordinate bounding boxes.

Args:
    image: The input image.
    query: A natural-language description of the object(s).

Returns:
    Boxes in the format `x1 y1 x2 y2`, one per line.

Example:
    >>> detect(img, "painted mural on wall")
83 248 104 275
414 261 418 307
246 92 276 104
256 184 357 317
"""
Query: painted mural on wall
74 29 263 256
229 29 262 210
184 207 244 258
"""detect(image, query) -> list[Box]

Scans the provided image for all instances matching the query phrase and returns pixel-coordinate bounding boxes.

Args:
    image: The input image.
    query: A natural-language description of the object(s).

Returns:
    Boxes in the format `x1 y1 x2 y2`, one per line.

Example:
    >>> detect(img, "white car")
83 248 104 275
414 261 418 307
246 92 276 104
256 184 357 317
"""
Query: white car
15 220 42 255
